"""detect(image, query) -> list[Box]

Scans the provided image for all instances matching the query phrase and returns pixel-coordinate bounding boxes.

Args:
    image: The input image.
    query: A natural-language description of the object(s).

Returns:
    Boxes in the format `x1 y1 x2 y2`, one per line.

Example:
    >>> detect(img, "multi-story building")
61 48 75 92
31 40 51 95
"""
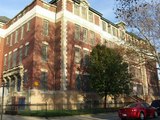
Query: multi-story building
0 0 159 108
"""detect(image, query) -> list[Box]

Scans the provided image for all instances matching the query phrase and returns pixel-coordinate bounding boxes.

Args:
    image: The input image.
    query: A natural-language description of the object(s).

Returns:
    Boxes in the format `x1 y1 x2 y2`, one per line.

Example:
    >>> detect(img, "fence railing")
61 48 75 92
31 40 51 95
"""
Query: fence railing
4 102 131 112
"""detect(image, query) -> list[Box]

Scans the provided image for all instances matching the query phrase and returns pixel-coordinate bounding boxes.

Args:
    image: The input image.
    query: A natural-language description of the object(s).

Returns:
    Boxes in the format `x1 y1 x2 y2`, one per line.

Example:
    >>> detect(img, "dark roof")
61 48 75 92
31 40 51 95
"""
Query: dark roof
0 16 10 23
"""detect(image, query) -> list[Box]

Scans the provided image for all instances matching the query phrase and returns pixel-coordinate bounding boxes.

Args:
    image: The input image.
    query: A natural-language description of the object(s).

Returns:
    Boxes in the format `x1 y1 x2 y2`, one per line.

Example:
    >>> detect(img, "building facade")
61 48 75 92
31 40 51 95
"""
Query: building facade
0 0 159 108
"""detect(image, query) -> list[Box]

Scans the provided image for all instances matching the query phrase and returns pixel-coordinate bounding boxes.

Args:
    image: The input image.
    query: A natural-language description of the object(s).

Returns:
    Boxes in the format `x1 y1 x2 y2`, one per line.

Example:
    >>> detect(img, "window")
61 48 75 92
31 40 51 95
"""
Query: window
74 24 80 40
24 70 28 84
27 21 30 31
25 44 29 57
17 77 21 92
21 26 24 40
12 50 17 67
19 47 22 64
113 27 116 36
90 31 95 45
40 71 48 90
102 21 106 31
43 19 49 36
15 30 18 43
82 7 87 19
42 43 48 61
82 27 88 43
74 4 80 16
10 34 13 46
8 53 12 69
3 55 7 70
75 47 81 64
108 24 111 34
83 50 89 66
88 11 93 22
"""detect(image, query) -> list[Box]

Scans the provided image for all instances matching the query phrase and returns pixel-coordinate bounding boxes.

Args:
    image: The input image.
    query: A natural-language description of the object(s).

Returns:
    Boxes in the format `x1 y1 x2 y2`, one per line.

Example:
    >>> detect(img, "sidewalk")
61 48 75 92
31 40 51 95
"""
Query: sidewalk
2 112 119 120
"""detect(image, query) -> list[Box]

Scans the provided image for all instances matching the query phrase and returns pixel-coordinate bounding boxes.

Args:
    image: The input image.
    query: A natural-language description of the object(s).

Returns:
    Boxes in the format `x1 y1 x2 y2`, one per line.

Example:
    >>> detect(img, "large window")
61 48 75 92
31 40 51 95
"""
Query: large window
76 74 90 92
25 43 29 57
19 47 23 64
74 4 80 16
43 19 49 36
82 27 88 43
27 21 30 32
15 30 18 43
82 7 87 19
83 50 89 66
102 21 106 31
88 11 93 22
12 50 17 67
75 47 81 64
108 24 112 34
74 24 81 40
21 26 24 40
42 43 48 61
90 31 95 45
3 55 7 70
24 70 28 84
40 71 48 91
8 53 12 69
10 34 13 46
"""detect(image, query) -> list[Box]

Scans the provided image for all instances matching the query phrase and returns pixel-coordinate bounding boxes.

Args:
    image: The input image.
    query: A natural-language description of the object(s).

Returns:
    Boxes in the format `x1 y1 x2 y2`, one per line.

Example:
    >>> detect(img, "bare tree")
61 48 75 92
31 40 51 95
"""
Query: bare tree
115 0 160 66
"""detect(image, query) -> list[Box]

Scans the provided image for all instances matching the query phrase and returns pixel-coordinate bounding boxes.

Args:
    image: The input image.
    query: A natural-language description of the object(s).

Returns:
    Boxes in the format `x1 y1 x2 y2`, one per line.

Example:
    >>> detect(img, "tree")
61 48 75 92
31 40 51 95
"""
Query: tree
88 44 132 108
115 0 160 67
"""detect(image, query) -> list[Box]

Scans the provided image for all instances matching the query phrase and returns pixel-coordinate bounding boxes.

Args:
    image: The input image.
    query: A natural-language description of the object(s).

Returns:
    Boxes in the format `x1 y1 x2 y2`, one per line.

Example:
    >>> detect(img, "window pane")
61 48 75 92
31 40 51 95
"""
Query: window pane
82 28 88 43
15 30 18 43
82 7 87 19
10 34 13 46
19 48 22 64
90 31 95 45
74 24 80 40
12 50 17 67
75 47 81 64
24 71 28 84
21 26 24 40
83 50 89 66
42 43 48 61
74 4 80 16
27 21 30 31
43 19 49 36
102 21 106 31
3 55 7 70
25 44 29 57
8 53 12 69
89 11 93 22
40 72 48 90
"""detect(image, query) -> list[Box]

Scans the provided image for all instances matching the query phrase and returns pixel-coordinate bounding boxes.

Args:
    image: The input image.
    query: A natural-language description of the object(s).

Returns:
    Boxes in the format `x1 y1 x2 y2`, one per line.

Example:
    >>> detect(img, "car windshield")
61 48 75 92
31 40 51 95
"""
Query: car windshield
125 103 137 108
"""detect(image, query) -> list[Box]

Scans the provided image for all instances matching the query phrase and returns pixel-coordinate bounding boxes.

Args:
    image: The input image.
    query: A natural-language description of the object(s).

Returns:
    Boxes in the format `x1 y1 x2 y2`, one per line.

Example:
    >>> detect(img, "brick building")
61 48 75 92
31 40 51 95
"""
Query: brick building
0 0 159 108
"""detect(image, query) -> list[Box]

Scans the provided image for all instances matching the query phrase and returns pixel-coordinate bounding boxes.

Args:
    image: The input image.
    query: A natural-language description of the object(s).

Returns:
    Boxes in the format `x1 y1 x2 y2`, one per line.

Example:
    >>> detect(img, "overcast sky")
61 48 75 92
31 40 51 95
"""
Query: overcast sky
0 0 118 23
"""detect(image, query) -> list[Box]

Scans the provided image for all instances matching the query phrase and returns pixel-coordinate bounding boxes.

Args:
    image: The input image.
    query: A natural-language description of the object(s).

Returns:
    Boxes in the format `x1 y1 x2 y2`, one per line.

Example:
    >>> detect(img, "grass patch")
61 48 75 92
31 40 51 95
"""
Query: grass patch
17 108 119 117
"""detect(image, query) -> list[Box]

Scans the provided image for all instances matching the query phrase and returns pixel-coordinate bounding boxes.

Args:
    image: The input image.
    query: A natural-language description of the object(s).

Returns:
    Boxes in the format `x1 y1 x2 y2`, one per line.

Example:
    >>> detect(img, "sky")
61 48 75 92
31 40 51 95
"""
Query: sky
0 0 118 23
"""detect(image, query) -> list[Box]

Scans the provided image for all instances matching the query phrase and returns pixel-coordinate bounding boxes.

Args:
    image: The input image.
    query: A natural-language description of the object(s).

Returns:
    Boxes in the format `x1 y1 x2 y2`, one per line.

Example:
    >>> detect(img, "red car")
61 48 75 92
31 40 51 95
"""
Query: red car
118 102 158 120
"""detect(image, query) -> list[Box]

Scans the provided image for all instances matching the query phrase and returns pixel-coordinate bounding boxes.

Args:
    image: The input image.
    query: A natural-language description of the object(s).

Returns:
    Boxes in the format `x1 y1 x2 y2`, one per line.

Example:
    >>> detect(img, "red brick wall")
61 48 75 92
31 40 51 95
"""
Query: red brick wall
0 37 4 85
66 21 101 90
57 0 63 13
33 16 57 90
54 21 62 90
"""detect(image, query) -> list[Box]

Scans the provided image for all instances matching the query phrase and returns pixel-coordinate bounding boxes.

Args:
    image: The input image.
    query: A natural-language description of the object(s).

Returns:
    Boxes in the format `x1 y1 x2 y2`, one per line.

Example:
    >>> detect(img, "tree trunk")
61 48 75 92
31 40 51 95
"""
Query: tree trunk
104 94 107 108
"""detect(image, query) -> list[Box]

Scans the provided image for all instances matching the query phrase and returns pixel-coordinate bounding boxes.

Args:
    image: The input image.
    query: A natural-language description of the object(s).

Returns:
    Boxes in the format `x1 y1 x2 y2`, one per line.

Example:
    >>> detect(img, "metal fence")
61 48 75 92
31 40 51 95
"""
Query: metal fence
4 102 131 112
